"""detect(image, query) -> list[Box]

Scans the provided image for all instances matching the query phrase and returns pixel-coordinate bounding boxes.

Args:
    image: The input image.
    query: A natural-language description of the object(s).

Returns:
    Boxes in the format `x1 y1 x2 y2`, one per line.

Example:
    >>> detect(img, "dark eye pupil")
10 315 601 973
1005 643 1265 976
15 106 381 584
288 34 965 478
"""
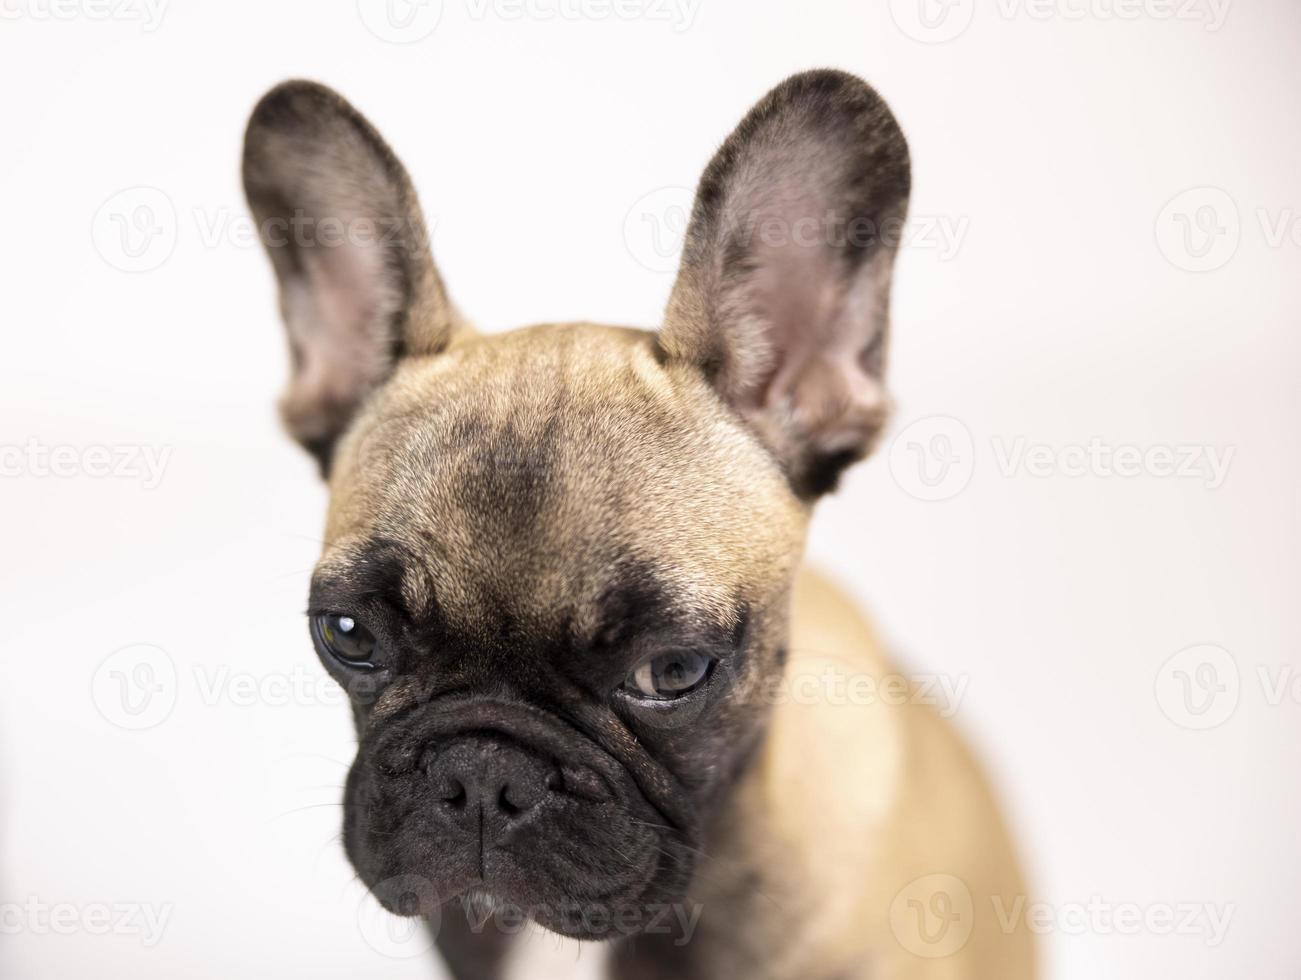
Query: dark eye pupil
647 651 710 696
319 613 377 665
661 659 689 686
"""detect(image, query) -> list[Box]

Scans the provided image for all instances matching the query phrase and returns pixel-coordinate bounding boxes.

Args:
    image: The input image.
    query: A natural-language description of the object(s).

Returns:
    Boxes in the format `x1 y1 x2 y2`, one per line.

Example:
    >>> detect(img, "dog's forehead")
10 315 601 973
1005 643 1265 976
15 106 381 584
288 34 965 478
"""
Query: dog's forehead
316 323 808 634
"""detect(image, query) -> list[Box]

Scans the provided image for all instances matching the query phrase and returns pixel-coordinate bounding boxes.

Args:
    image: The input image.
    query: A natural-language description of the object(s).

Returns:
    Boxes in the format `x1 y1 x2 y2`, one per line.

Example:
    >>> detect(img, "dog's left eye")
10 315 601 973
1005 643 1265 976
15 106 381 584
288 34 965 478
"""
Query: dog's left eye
313 613 380 669
626 651 714 700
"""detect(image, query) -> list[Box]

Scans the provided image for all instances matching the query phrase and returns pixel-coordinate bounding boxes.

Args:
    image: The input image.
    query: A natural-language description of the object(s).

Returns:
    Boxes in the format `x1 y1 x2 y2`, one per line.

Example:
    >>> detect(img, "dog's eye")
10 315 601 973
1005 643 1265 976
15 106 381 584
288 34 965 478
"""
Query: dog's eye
626 651 714 700
313 613 380 669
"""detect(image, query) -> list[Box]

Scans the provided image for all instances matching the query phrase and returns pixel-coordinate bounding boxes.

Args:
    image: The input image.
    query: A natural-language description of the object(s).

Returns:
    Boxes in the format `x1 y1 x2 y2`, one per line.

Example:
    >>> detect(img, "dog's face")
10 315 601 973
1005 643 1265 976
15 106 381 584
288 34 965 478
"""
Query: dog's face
243 71 909 938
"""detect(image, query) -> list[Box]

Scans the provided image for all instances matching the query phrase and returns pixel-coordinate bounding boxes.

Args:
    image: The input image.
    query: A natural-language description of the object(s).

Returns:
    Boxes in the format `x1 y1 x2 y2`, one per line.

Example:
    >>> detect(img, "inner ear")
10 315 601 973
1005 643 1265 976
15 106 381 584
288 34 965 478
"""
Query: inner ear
659 70 911 497
242 80 462 474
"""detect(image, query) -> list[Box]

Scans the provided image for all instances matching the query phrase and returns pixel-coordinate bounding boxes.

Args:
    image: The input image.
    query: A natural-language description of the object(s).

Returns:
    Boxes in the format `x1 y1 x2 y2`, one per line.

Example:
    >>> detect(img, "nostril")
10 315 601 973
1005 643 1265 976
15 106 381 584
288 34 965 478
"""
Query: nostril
498 785 522 818
437 778 467 811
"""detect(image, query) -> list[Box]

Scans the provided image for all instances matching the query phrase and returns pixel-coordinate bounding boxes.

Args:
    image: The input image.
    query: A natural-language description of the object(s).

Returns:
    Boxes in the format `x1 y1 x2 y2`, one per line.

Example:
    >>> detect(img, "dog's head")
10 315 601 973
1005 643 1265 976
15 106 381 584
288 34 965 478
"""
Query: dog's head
242 70 909 939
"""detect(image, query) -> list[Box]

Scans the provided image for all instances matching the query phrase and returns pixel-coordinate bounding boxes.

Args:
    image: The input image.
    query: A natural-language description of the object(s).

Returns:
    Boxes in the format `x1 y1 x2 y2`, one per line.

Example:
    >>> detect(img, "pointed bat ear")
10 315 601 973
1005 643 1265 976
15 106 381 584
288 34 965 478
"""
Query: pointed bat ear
242 80 463 475
658 70 911 497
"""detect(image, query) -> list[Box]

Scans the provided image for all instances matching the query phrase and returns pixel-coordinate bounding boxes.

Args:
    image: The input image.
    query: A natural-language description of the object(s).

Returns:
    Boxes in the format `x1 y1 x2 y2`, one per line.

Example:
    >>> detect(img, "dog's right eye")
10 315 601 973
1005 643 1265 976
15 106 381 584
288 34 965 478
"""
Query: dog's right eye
312 613 380 670
625 650 715 701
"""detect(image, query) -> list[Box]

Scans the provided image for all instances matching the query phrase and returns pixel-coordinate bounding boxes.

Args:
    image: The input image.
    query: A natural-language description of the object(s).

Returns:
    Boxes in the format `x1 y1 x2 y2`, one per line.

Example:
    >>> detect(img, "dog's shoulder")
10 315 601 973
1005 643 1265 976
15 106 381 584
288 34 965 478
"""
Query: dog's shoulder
719 567 1035 978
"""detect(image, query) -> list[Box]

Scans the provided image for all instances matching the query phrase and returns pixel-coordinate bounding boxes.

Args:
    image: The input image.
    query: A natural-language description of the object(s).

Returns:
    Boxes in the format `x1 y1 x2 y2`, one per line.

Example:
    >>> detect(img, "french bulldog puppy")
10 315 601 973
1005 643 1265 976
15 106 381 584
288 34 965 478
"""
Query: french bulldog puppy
242 70 1034 980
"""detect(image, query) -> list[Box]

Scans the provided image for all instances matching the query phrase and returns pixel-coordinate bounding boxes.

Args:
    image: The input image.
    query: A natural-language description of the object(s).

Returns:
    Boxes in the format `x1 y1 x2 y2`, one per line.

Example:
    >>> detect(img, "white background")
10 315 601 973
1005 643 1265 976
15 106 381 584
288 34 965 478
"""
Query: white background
2 1 1299 977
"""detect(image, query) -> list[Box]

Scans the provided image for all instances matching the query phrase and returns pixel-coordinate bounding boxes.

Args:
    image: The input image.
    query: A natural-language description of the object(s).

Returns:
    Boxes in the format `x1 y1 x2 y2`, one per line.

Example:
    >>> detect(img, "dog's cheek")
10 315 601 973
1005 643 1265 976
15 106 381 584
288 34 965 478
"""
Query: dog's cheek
342 761 373 880
637 648 778 802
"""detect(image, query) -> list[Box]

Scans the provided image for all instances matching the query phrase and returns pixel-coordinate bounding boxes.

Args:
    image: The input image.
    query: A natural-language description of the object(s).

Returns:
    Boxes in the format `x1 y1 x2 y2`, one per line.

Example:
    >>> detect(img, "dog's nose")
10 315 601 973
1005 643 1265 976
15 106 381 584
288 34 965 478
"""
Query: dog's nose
426 737 553 832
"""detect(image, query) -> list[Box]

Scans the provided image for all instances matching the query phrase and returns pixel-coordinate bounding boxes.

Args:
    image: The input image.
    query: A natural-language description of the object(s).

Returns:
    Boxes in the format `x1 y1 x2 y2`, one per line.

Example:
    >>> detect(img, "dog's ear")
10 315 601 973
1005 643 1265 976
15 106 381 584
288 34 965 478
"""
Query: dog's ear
659 70 911 498
242 80 460 475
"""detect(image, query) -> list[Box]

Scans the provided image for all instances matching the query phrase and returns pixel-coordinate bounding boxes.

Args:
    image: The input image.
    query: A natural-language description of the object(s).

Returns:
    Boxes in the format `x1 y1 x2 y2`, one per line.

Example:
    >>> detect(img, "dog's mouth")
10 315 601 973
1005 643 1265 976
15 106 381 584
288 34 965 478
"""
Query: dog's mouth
438 877 700 946
344 696 699 940
433 844 678 942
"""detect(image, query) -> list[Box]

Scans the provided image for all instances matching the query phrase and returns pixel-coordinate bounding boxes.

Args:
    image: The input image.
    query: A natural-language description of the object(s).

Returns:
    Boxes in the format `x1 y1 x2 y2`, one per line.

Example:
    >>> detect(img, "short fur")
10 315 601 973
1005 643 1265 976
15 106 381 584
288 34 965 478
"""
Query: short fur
243 71 1034 979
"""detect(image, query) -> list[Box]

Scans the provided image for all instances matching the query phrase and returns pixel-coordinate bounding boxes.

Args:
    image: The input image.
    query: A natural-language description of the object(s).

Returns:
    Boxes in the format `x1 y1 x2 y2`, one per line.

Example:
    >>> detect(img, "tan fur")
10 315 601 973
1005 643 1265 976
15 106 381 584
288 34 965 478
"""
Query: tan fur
244 75 1032 980
318 323 1033 978
321 324 807 673
683 567 1036 979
